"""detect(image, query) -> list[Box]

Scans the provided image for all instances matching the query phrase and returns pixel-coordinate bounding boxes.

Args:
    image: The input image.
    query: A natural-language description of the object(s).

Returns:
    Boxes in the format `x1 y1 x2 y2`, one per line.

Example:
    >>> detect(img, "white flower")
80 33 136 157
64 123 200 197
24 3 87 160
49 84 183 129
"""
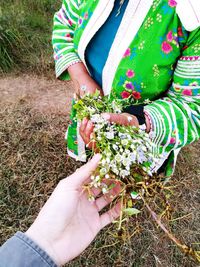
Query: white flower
112 144 118 150
115 154 121 162
129 152 136 162
120 169 130 178
100 168 107 176
106 158 110 163
91 114 104 124
119 133 127 139
102 187 108 194
105 131 115 139
111 101 123 114
95 175 100 182
122 157 131 167
112 167 119 175
101 159 107 166
97 136 102 141
121 139 129 146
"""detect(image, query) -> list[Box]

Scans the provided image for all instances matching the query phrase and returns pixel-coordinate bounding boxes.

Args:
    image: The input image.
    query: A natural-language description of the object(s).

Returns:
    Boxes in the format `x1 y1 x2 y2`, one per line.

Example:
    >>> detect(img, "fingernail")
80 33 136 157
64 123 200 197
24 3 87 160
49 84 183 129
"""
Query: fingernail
82 118 87 124
101 113 110 120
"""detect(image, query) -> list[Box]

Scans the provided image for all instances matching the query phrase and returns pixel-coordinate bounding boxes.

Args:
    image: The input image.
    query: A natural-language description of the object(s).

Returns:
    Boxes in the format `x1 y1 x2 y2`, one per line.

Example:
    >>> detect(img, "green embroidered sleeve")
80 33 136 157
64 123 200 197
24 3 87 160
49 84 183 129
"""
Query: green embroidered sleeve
52 0 82 80
145 27 200 161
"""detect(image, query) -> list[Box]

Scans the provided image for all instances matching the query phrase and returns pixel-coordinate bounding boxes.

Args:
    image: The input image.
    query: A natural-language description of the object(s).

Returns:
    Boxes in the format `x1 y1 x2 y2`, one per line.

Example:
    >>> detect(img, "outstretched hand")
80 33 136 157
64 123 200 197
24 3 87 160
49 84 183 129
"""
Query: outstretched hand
26 154 121 266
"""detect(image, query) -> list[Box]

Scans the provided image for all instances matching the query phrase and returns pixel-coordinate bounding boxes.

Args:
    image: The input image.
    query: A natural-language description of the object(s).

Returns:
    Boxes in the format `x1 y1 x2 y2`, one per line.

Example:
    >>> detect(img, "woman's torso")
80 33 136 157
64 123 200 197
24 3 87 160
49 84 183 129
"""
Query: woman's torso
73 0 189 101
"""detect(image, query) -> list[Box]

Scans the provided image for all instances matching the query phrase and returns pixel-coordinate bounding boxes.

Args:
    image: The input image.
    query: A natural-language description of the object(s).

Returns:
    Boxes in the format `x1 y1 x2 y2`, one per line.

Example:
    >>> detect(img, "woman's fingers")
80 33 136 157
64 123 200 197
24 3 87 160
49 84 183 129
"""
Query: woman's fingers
101 113 139 127
95 183 121 211
66 154 101 187
80 118 88 132
85 121 94 138
99 202 122 229
79 119 95 146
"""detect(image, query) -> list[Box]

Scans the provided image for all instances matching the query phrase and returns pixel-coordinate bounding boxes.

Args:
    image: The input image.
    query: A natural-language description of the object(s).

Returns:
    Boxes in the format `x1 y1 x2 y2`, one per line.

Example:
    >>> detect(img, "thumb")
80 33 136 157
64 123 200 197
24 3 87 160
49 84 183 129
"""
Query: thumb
66 154 101 187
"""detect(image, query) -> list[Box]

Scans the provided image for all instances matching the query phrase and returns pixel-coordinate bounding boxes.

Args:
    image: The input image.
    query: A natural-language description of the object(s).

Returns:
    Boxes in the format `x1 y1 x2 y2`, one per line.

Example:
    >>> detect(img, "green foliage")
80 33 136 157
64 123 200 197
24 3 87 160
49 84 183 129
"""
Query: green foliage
0 0 61 74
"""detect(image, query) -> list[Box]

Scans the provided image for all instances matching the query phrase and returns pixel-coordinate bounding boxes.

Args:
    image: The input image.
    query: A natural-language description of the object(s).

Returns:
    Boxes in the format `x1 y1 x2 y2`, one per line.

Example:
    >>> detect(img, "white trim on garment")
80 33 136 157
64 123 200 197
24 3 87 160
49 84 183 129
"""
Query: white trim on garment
102 0 154 96
77 120 87 162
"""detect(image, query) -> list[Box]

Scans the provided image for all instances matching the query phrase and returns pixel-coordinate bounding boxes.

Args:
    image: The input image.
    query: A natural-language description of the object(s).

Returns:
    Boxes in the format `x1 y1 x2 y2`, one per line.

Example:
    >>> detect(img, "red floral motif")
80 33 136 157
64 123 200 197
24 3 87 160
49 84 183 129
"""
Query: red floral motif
162 41 173 54
132 91 141 100
178 27 183 37
121 91 131 99
182 46 188 51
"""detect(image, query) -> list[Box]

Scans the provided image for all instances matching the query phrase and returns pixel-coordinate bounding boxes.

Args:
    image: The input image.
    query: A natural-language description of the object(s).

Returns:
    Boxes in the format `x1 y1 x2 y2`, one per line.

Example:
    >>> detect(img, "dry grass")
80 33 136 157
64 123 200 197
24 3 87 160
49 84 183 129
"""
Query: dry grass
0 88 200 267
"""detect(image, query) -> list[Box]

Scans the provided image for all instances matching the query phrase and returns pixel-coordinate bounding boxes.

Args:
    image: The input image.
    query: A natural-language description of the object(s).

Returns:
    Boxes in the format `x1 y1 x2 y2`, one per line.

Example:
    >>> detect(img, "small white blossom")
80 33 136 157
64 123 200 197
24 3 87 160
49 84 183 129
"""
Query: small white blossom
121 139 129 146
112 144 118 150
105 174 110 179
102 187 108 194
105 131 115 139
120 169 130 178
100 168 107 176
129 152 136 162
115 154 121 162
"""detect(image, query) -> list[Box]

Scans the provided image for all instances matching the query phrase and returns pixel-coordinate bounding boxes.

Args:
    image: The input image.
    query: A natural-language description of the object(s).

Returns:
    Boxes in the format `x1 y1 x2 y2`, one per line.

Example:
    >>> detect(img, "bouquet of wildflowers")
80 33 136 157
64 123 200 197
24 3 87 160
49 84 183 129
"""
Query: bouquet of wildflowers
73 91 200 262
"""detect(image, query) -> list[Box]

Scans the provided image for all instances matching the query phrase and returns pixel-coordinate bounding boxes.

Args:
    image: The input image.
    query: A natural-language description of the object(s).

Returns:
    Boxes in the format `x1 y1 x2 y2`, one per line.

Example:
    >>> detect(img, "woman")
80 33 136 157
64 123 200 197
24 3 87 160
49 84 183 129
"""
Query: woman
52 0 200 176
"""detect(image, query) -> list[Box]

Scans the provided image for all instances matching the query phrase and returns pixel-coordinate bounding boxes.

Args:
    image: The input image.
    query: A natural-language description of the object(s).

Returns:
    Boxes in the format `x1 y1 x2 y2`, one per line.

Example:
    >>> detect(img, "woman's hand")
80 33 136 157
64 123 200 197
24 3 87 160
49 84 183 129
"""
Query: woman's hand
79 118 97 150
79 113 140 149
26 154 121 266
101 113 151 132
101 113 139 127
68 62 104 97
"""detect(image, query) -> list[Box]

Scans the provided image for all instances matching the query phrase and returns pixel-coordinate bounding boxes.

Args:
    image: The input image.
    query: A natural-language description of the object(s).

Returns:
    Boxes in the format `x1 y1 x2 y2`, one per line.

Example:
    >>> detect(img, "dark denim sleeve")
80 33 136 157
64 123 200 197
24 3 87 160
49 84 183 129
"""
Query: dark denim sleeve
0 232 58 267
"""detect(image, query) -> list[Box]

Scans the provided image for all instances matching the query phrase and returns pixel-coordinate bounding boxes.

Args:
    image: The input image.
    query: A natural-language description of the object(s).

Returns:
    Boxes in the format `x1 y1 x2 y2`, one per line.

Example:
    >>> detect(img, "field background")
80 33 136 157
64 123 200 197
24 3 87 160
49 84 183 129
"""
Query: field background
0 1 200 266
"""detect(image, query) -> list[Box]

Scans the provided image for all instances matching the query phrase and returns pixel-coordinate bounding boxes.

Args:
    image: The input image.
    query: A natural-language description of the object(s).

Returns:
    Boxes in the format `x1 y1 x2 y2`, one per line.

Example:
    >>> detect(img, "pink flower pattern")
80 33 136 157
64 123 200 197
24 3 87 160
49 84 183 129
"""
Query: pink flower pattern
123 48 131 58
182 89 192 96
168 0 177 7
126 69 135 78
162 41 173 54
167 31 173 42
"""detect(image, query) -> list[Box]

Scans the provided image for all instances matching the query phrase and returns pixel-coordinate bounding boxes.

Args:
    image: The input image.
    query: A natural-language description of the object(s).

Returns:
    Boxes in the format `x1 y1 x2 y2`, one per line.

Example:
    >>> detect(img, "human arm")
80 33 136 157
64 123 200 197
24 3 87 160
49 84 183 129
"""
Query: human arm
0 155 121 266
52 0 103 96
143 28 200 163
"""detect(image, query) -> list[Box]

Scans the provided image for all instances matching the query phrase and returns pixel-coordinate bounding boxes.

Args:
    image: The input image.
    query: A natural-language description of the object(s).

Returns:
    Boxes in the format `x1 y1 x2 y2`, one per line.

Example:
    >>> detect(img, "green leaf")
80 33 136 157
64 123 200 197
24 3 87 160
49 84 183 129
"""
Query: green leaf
123 208 141 216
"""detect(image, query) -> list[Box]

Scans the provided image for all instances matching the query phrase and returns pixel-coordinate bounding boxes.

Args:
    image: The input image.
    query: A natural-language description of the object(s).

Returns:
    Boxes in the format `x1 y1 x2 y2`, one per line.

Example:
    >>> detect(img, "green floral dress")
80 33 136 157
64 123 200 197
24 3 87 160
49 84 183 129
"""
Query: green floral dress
52 0 200 176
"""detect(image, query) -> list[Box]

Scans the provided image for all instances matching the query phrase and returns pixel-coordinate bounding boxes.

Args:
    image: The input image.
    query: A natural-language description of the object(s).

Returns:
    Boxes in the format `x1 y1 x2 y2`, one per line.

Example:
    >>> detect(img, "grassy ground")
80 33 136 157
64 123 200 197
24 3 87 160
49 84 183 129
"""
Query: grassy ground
0 0 61 75
0 84 199 266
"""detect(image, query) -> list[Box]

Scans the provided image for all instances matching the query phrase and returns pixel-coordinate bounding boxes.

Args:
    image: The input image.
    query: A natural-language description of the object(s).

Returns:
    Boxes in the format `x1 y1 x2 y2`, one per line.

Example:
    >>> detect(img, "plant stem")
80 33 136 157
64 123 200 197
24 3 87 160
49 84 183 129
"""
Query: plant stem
144 200 200 263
